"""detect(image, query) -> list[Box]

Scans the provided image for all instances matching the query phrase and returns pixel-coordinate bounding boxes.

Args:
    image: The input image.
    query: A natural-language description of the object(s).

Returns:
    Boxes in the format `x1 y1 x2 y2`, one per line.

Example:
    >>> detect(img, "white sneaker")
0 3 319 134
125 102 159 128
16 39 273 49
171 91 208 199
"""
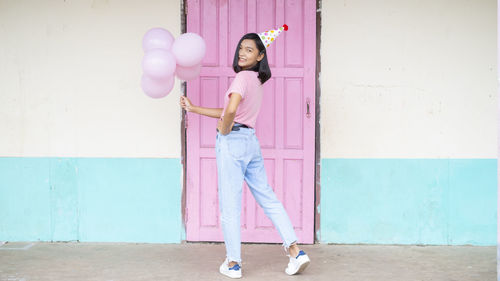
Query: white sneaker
285 250 310 275
219 258 242 279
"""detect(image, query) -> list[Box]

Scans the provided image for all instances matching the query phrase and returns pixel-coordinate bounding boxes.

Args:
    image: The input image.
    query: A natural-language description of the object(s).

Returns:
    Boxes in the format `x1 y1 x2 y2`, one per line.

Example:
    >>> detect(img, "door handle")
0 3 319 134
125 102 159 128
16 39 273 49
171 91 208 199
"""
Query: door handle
306 98 311 118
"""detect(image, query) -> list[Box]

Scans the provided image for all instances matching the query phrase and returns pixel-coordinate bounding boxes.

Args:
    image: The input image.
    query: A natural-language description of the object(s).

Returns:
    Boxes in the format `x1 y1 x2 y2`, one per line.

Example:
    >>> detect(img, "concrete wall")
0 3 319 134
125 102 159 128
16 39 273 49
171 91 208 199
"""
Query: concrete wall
0 0 181 157
497 0 499 276
0 0 496 245
0 0 184 243
320 0 497 245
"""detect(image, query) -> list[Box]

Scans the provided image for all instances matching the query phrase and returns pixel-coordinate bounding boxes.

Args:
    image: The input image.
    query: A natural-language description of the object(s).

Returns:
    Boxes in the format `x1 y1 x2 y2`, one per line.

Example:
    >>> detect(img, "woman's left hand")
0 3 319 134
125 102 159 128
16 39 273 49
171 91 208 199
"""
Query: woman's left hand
217 119 234 135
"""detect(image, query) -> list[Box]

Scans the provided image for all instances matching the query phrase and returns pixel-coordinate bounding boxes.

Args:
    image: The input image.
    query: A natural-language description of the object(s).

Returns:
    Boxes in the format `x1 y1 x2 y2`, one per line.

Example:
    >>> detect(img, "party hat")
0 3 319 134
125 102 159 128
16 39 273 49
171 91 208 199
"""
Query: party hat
258 24 288 48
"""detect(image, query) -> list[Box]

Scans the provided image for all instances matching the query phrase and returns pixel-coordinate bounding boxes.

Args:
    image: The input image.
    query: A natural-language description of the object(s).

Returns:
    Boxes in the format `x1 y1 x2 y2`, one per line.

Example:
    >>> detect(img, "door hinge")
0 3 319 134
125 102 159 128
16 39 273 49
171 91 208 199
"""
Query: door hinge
184 0 188 15
185 207 189 222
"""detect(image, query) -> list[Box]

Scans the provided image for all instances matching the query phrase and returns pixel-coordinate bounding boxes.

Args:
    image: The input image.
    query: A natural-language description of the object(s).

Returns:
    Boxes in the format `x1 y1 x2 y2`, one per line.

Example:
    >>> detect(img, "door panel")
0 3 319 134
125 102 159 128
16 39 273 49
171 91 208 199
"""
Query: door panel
186 0 316 244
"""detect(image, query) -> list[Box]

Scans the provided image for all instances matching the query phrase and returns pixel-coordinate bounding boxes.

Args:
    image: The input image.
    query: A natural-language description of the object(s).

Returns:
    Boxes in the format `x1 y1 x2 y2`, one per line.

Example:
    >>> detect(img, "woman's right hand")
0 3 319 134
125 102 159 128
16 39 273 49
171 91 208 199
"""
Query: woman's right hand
180 96 195 112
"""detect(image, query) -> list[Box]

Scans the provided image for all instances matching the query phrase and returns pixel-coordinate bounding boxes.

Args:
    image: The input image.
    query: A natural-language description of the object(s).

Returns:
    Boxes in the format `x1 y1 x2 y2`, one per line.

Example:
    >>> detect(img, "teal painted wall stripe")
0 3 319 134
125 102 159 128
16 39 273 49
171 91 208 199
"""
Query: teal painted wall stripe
0 157 182 243
2 157 496 245
320 159 497 246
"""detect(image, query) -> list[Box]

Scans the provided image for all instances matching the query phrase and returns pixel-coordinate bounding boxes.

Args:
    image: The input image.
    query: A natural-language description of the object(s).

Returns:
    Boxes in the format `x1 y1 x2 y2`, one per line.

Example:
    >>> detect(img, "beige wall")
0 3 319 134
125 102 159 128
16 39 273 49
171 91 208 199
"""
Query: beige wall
0 0 182 158
1 0 497 160
321 0 497 158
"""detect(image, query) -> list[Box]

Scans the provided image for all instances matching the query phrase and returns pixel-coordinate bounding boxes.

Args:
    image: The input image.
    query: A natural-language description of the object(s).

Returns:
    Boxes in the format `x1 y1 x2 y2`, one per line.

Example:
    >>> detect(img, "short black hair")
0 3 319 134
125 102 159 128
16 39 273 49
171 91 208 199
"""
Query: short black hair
232 33 271 84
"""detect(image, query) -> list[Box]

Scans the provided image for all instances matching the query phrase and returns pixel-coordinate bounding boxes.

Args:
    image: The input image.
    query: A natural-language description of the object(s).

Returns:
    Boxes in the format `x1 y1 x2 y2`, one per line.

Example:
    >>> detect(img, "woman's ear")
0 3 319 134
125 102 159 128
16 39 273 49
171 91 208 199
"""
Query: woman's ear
257 52 265 62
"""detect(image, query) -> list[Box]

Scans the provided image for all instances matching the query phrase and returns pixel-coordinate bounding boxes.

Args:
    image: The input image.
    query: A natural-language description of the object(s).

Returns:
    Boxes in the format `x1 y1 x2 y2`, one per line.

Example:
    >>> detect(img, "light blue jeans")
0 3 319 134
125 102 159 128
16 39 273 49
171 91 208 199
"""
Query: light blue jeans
215 127 298 263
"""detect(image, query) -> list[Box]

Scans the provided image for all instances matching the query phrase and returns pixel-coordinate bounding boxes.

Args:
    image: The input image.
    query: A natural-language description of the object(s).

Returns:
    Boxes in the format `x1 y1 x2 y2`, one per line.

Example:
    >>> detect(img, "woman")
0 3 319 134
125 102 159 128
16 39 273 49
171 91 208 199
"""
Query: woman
180 25 310 279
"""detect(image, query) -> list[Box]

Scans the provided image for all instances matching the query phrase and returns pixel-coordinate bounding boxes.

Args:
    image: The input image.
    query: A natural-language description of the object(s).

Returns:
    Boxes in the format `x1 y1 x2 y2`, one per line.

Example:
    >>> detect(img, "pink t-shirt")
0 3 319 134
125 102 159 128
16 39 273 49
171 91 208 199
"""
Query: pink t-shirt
221 70 263 128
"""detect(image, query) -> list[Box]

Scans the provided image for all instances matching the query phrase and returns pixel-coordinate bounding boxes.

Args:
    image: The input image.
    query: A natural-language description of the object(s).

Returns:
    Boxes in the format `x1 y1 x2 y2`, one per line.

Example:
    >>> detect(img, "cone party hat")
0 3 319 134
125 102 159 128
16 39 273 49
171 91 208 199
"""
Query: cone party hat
258 24 288 48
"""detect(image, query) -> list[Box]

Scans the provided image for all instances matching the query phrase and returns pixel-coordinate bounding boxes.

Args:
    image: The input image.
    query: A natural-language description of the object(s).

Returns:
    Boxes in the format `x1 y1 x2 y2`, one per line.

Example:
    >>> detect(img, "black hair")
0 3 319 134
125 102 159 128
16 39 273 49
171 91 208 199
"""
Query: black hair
232 33 271 84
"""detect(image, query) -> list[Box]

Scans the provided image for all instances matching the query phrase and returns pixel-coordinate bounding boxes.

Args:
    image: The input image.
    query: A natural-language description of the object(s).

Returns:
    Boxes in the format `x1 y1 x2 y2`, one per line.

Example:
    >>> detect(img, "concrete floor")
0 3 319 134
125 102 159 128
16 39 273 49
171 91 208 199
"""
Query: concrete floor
0 242 496 281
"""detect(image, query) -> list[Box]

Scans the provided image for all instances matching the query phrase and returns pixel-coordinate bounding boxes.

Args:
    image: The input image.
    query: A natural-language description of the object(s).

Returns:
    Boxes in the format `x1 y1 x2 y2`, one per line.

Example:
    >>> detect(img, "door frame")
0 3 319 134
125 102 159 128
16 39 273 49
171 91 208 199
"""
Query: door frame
179 0 323 243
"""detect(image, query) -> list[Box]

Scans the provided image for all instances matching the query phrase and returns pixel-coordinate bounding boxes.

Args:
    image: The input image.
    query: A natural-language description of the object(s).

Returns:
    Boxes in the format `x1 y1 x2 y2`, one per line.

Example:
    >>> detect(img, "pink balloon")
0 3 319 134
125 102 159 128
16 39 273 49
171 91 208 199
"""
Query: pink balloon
142 49 176 79
171 33 206 67
175 63 202 81
142 28 175 52
141 74 175 99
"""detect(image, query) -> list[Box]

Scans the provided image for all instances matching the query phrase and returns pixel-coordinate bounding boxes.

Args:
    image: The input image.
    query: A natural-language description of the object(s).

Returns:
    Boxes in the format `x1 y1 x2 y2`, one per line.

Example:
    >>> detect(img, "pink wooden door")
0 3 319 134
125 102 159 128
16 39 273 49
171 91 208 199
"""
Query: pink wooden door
185 0 316 244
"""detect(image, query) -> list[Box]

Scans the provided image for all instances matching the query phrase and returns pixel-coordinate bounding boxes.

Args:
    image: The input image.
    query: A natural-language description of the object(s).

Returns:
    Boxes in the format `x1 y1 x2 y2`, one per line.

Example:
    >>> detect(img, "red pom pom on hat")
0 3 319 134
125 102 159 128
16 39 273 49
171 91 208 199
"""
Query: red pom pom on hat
283 24 288 31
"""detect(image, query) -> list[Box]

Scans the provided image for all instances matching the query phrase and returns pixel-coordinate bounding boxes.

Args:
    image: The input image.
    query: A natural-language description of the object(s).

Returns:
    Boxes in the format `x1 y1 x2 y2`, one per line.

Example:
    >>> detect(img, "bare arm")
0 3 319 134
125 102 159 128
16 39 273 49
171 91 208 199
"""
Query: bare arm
217 93 242 135
192 106 223 119
180 96 223 119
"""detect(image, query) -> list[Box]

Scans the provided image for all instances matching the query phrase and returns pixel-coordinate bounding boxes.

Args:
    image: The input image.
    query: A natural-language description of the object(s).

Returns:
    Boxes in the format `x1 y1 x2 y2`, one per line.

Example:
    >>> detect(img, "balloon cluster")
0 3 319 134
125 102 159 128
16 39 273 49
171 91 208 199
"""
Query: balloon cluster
141 28 206 99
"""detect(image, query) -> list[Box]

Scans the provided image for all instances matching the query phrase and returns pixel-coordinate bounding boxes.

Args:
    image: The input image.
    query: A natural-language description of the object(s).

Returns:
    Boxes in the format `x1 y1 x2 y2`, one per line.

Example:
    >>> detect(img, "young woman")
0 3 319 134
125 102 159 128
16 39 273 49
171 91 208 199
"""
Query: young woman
180 27 310 279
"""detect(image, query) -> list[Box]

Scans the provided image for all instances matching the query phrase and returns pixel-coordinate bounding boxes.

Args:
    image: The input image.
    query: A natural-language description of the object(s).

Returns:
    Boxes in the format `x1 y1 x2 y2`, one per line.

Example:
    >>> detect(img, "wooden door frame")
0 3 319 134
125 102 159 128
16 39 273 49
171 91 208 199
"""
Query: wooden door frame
179 0 322 243
313 0 322 244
